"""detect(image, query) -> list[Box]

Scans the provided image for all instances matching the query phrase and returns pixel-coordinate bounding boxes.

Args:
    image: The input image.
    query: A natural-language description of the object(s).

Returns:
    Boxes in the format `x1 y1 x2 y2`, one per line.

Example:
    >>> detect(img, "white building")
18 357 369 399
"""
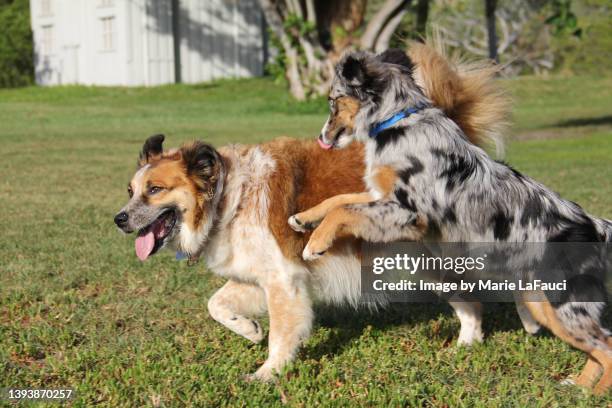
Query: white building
30 0 266 86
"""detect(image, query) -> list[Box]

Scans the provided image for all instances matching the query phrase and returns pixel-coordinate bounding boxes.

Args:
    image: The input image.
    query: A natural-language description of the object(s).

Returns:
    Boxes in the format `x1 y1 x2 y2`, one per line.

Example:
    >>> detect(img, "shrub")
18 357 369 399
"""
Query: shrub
552 0 612 75
0 0 33 88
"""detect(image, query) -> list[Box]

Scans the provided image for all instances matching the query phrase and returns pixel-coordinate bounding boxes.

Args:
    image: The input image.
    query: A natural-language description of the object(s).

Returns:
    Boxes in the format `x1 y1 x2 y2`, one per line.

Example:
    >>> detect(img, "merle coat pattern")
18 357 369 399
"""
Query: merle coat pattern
289 50 612 394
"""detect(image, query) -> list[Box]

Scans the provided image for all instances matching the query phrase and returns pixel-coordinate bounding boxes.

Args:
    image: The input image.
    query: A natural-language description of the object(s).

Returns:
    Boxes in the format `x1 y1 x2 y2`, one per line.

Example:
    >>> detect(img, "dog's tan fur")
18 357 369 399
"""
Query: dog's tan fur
117 42 537 382
524 299 612 394
407 40 510 153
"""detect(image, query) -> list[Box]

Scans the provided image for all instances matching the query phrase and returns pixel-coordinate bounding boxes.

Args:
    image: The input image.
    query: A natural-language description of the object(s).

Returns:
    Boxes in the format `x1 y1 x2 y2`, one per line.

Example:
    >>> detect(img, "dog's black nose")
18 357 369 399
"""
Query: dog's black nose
114 212 128 227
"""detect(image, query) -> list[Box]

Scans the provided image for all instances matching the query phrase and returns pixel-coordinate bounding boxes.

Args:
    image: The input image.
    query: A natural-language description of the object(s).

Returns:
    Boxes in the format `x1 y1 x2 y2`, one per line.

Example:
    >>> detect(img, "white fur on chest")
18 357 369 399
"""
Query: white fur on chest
202 146 307 286
363 141 385 199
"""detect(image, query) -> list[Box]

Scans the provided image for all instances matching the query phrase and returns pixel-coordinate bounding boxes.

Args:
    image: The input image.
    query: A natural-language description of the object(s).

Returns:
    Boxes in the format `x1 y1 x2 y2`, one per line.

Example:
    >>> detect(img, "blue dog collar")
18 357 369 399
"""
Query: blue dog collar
369 103 428 138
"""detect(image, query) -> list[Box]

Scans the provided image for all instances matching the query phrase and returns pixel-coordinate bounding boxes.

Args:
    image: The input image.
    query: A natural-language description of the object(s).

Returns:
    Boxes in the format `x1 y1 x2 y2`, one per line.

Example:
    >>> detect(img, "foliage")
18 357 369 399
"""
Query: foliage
546 0 582 36
431 0 552 75
264 29 288 83
428 0 612 76
260 0 405 99
0 0 33 88
550 0 612 75
265 18 329 93
0 76 611 406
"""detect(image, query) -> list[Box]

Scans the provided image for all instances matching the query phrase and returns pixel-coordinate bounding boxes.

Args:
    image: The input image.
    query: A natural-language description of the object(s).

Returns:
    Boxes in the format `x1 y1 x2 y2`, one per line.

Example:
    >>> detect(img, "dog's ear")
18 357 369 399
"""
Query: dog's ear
377 48 414 74
340 54 367 86
138 134 165 166
181 141 223 195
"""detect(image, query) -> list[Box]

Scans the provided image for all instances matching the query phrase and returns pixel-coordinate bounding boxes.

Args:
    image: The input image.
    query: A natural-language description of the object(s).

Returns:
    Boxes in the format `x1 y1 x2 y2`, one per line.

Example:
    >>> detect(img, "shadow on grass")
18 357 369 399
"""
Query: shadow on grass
307 302 612 361
305 302 545 361
192 83 220 91
555 115 612 128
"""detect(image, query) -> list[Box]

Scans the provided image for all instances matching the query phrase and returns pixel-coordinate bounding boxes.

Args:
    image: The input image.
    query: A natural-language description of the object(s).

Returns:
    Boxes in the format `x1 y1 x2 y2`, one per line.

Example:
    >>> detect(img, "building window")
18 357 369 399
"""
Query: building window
99 0 114 7
41 25 53 55
100 17 116 51
40 0 52 16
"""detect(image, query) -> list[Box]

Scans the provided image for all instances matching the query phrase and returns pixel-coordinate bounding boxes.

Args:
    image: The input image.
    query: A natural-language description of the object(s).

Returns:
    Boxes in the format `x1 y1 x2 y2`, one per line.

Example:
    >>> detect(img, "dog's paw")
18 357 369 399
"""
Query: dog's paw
288 215 308 233
244 367 277 383
302 243 327 261
246 320 264 344
241 319 264 344
289 215 319 233
456 328 483 346
522 320 541 335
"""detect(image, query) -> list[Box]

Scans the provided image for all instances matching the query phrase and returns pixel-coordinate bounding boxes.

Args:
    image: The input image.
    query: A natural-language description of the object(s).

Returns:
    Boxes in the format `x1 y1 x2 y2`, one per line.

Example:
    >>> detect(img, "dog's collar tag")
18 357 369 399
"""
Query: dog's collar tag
369 103 428 138
176 251 188 261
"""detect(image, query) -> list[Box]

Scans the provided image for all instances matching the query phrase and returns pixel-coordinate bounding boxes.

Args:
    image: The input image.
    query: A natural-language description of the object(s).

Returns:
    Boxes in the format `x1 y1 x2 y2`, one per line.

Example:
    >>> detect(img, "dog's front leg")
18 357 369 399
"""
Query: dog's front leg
289 192 374 232
302 201 427 261
250 279 313 381
208 280 267 343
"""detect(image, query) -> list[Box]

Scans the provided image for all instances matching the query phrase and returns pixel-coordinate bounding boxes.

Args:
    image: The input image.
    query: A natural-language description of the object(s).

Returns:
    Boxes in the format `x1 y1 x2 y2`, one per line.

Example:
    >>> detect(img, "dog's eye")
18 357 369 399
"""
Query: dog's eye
127 186 133 198
148 186 163 195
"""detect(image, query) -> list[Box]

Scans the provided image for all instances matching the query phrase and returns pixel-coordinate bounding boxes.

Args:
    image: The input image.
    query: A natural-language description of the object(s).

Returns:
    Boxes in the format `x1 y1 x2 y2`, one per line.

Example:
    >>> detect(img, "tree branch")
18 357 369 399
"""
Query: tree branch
259 0 306 99
374 8 408 53
361 0 409 51
305 0 316 25
415 0 429 38
286 0 302 18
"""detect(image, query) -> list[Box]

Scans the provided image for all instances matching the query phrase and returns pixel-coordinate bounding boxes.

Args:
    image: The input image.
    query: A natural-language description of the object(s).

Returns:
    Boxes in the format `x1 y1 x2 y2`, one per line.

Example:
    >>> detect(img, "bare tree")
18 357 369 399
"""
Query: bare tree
258 0 412 100
361 0 412 52
433 0 555 75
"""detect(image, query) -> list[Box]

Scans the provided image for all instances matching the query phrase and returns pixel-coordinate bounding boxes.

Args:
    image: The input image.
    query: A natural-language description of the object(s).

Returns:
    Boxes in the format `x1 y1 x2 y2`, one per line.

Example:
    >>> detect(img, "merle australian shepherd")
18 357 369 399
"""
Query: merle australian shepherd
289 48 612 394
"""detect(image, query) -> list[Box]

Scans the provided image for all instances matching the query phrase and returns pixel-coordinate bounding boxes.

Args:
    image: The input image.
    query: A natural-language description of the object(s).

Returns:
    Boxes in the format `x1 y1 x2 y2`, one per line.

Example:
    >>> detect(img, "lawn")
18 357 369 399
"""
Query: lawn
0 75 611 407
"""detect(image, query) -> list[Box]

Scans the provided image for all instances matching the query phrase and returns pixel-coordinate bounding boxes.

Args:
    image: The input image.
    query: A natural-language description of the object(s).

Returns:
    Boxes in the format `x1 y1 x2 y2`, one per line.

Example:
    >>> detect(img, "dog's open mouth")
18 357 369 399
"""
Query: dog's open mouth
135 210 177 261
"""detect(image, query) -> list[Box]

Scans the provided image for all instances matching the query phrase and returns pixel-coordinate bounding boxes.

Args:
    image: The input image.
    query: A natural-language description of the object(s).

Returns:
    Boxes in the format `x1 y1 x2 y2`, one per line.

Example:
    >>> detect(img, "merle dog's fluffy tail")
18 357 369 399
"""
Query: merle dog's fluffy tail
408 40 509 156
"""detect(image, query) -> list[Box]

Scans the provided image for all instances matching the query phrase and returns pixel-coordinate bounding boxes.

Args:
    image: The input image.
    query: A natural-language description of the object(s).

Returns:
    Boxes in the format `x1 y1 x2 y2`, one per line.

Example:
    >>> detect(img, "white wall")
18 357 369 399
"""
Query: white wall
30 0 265 87
178 0 264 83
31 0 129 86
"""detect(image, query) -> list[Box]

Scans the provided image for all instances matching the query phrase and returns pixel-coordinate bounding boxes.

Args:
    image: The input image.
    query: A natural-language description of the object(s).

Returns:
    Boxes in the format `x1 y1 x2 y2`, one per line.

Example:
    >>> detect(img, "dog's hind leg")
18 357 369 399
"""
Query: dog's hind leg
208 280 267 344
449 301 484 345
592 348 612 395
574 356 603 388
524 298 611 394
289 192 374 232
250 278 313 381
516 302 541 334
302 201 427 261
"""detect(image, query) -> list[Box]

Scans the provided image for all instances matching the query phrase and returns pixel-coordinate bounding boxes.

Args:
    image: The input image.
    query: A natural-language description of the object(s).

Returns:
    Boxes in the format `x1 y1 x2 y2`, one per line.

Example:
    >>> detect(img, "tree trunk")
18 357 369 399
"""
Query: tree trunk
374 8 408 53
258 0 414 99
485 0 498 62
259 0 306 100
415 0 429 40
321 0 367 52
361 0 410 51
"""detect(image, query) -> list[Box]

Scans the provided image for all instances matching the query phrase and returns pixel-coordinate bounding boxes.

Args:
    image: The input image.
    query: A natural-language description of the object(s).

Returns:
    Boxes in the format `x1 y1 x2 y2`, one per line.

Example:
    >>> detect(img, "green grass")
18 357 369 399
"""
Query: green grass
0 75 611 407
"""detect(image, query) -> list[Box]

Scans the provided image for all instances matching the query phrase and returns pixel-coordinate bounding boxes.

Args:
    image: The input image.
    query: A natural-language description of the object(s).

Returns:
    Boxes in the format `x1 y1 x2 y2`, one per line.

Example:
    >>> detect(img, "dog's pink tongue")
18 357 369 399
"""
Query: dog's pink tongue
318 138 333 150
135 231 155 261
